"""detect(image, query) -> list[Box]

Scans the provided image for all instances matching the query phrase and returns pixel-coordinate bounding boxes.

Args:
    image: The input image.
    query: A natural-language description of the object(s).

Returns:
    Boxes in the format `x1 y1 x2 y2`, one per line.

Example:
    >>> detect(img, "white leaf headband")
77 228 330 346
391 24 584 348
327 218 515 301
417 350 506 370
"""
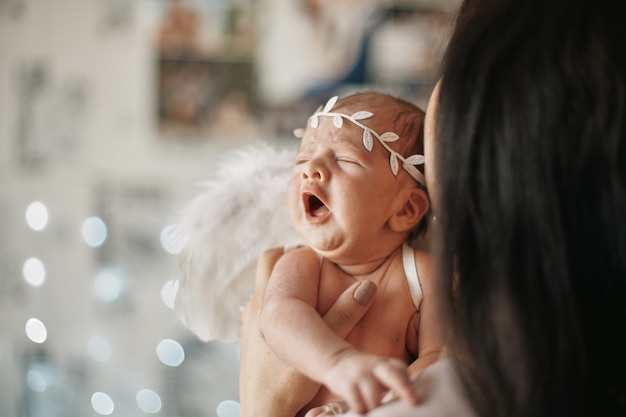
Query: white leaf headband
295 96 426 185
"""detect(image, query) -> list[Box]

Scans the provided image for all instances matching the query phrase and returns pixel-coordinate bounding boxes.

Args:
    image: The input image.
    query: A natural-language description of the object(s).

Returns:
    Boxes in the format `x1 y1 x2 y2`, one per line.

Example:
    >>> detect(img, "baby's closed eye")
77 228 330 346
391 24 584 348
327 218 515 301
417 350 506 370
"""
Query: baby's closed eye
336 157 360 165
295 155 310 165
335 155 364 167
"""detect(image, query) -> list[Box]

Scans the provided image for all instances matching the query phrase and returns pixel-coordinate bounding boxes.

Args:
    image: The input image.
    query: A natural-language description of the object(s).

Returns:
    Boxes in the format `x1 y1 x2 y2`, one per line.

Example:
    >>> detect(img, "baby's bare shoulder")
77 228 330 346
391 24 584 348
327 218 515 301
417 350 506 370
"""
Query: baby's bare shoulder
413 249 435 289
278 245 320 266
269 246 322 288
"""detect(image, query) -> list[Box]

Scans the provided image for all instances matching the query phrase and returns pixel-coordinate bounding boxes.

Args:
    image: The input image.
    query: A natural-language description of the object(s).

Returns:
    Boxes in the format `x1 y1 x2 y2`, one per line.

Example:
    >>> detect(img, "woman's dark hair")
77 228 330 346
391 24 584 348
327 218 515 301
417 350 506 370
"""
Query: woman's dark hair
434 0 626 416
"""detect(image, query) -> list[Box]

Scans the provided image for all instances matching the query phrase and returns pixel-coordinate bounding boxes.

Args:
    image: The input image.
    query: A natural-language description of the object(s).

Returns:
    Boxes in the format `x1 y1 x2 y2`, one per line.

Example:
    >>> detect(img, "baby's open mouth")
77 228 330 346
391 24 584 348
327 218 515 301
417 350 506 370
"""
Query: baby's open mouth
305 193 330 220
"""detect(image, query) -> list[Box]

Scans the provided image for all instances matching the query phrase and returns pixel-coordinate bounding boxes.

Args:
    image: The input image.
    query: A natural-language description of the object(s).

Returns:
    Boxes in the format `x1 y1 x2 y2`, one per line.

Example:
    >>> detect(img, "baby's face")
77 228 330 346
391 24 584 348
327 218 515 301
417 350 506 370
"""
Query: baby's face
287 111 411 260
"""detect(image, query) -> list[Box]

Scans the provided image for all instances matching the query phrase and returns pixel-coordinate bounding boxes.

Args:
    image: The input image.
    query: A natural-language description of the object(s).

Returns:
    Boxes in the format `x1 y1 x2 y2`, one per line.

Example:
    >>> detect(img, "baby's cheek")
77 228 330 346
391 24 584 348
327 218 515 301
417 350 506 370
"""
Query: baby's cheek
285 189 301 226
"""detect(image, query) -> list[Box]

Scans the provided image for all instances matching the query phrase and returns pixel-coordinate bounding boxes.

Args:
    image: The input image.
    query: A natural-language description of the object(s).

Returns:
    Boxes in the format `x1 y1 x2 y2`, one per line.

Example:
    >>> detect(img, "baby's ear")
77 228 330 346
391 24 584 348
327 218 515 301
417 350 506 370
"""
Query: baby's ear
389 187 430 232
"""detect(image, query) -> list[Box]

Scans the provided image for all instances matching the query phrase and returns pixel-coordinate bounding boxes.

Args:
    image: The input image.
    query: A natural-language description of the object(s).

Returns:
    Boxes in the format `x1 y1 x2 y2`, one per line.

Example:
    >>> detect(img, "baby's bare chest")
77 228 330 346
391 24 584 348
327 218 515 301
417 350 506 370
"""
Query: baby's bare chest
316 266 418 359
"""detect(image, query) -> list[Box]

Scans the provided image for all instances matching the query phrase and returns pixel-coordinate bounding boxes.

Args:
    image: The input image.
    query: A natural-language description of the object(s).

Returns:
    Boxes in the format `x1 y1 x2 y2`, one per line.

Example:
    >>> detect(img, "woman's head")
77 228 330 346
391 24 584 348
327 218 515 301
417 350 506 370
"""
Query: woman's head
429 0 626 415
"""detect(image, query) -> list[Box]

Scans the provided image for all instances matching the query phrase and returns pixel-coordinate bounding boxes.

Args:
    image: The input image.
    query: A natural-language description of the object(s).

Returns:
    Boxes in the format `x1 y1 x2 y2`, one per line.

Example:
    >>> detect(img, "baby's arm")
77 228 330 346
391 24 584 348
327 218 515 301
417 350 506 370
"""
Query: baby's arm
259 247 417 413
259 247 345 380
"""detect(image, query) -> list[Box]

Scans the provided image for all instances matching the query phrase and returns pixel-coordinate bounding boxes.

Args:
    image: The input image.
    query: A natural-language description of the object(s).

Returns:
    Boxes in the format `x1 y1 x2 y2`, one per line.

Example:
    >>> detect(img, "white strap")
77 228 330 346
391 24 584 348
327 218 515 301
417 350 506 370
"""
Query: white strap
402 243 423 311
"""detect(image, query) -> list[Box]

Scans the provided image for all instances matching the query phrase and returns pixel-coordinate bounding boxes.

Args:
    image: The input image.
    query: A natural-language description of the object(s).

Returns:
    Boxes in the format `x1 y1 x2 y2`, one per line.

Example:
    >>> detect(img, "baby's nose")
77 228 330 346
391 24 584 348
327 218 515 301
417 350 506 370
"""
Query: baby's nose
302 159 329 182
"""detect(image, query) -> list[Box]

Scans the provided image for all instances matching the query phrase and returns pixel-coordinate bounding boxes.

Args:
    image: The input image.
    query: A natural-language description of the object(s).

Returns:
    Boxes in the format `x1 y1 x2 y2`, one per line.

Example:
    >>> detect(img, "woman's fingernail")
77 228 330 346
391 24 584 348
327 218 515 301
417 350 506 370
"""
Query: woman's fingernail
354 280 376 305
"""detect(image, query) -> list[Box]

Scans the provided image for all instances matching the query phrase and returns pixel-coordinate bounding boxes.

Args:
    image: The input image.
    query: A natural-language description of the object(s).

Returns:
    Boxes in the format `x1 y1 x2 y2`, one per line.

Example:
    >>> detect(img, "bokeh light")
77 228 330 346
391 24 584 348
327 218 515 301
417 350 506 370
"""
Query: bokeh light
160 280 178 309
136 388 162 414
94 268 125 303
26 368 49 392
217 400 240 417
156 338 184 367
160 224 184 254
23 257 46 287
25 201 49 231
87 335 112 362
82 216 107 247
91 392 115 415
25 318 47 344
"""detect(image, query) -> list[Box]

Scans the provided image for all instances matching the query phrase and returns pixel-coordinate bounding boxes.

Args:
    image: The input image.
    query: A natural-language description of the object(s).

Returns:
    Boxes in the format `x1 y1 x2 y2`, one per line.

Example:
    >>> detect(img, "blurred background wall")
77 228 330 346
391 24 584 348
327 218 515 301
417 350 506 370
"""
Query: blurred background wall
0 0 458 416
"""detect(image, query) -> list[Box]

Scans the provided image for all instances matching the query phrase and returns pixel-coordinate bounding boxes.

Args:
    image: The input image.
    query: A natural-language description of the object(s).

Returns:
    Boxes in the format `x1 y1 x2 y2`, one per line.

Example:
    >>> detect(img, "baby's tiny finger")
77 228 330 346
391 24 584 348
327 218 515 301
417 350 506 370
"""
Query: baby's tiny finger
345 388 367 414
373 361 418 405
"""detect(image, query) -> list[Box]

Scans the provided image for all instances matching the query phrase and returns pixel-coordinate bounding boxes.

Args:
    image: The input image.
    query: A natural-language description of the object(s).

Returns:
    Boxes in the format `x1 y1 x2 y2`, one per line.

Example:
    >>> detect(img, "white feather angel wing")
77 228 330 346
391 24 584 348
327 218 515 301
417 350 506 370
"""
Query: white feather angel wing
170 142 302 343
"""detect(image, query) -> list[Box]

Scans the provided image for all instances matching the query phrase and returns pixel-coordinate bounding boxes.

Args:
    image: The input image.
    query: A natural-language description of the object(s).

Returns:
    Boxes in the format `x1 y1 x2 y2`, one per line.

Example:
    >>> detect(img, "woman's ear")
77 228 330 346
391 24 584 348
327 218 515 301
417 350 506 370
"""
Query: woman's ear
389 187 430 232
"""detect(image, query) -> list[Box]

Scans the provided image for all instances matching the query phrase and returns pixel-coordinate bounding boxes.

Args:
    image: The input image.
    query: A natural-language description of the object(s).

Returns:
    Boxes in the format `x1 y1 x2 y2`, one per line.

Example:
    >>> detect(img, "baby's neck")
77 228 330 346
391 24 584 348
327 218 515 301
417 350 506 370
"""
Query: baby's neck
324 245 404 281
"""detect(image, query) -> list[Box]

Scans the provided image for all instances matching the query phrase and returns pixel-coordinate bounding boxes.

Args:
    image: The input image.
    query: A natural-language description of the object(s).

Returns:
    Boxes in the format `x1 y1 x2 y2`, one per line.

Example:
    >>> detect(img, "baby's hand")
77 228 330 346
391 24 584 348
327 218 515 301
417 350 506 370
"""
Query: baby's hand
322 350 417 413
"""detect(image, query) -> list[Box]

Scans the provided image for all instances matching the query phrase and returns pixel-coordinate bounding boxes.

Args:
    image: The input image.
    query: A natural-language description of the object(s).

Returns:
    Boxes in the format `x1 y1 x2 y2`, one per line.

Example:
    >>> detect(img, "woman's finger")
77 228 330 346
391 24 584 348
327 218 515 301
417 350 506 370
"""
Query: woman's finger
323 280 377 338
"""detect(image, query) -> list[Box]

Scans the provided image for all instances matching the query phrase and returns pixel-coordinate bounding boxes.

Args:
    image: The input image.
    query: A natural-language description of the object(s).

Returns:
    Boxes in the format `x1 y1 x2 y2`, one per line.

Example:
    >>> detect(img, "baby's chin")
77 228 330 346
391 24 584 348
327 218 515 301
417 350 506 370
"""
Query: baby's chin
302 234 346 258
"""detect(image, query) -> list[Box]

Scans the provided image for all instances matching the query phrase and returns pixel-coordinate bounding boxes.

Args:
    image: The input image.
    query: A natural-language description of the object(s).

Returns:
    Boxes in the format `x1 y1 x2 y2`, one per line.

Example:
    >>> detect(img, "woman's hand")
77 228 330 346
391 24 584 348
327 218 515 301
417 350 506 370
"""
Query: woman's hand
239 247 378 417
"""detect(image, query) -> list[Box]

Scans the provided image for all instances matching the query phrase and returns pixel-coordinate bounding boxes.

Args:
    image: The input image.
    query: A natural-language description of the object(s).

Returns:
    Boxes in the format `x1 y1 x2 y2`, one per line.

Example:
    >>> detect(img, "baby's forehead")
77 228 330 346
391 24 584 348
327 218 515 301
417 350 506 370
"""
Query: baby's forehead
298 94 426 183
300 123 366 150
336 101 406 131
